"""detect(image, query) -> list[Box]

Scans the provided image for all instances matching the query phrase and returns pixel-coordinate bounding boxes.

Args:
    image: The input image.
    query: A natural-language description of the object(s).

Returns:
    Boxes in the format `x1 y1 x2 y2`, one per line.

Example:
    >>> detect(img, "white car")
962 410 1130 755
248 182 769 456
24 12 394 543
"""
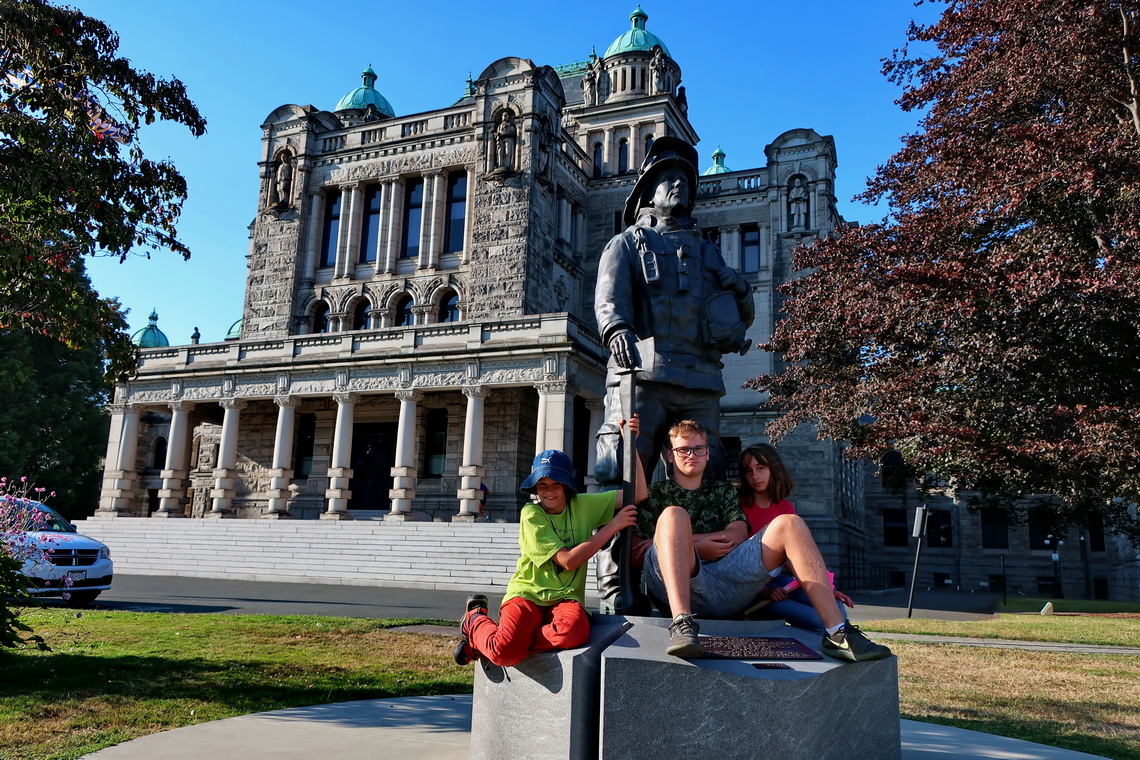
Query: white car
12 500 113 607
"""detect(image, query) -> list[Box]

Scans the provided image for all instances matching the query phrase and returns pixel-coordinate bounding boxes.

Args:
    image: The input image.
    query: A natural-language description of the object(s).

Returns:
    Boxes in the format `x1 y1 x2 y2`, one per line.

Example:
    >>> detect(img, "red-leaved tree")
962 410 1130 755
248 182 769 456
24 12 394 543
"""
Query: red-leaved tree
753 0 1140 541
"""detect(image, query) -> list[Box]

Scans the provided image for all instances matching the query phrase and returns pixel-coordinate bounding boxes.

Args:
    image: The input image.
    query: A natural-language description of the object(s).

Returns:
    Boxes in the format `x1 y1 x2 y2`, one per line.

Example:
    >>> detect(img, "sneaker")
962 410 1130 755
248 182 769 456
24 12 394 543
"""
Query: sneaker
461 594 489 635
454 594 490 666
820 623 892 662
665 613 704 658
452 637 477 665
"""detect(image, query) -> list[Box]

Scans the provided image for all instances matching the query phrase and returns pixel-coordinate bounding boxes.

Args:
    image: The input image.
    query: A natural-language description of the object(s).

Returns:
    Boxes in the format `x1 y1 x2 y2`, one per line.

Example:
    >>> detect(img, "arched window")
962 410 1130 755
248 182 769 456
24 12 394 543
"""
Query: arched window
438 291 459 323
312 302 330 334
618 139 629 174
152 436 167 469
394 295 414 327
593 143 603 178
352 301 370 330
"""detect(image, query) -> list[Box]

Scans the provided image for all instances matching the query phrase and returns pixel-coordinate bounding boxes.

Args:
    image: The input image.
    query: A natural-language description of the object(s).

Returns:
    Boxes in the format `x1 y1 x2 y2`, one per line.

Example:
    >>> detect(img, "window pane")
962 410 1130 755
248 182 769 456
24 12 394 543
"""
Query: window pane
444 173 467 253
927 510 953 548
980 508 1009 549
883 508 909 547
741 226 760 273
401 179 424 259
319 194 340 268
358 185 382 263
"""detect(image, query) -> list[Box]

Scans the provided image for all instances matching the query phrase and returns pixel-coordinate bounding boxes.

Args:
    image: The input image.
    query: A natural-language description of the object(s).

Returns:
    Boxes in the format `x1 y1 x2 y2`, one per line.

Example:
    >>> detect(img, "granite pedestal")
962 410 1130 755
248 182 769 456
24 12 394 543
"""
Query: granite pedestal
600 618 901 760
471 616 901 760
470 621 632 760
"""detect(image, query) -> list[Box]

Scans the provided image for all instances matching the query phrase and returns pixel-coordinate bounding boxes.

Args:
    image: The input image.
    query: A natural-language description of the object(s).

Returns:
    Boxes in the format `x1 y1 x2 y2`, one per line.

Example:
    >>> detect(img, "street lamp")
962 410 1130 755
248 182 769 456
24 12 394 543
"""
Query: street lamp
1044 534 1064 599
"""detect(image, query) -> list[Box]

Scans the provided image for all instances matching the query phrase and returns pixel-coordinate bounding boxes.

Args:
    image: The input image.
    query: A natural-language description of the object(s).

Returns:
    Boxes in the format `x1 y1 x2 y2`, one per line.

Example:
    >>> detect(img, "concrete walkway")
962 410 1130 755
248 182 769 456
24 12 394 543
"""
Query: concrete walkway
81 693 1113 760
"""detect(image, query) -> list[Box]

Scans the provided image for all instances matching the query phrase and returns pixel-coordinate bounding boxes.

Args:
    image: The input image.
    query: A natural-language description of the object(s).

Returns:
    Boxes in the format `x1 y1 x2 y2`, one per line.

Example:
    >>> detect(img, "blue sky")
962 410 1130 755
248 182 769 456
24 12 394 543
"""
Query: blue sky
76 0 944 346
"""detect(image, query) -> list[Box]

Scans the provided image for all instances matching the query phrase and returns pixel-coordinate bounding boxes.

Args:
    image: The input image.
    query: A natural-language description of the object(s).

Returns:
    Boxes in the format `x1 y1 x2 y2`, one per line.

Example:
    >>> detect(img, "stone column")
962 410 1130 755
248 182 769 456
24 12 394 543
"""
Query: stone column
535 382 571 454
264 396 300 518
720 225 741 269
379 178 399 274
410 305 432 326
455 386 487 521
322 392 358 520
155 401 194 517
335 184 358 279
461 166 475 263
96 403 140 517
602 127 614 175
386 389 423 521
584 399 605 493
209 398 247 517
421 169 444 270
558 194 572 243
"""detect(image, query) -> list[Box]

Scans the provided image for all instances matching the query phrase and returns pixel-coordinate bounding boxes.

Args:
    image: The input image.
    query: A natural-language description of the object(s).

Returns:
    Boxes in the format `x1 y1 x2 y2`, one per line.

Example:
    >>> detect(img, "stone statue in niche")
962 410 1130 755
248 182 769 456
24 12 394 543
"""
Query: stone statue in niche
582 64 597 106
789 177 809 229
273 153 293 208
676 84 688 116
534 116 552 178
651 47 668 93
491 110 517 174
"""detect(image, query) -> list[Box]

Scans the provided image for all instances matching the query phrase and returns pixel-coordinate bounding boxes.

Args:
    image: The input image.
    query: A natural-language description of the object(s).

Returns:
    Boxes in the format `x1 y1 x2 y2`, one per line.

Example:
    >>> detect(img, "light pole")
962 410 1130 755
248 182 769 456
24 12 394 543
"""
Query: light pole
1044 534 1064 599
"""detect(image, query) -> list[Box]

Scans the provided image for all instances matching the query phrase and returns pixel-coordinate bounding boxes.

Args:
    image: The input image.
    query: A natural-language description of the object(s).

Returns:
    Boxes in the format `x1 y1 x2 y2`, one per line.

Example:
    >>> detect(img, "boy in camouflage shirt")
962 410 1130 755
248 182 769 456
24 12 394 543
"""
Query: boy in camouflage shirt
637 420 891 663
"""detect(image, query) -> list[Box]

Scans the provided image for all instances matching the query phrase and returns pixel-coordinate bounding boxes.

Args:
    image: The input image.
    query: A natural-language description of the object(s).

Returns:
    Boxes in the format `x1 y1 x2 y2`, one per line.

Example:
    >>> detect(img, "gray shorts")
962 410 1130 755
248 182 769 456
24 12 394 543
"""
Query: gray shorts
642 530 775 617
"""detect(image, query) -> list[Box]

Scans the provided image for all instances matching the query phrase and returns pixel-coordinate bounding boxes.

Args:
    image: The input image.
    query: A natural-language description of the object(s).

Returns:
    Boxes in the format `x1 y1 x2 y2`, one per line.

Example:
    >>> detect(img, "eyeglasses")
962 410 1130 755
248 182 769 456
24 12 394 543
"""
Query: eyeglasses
671 445 709 458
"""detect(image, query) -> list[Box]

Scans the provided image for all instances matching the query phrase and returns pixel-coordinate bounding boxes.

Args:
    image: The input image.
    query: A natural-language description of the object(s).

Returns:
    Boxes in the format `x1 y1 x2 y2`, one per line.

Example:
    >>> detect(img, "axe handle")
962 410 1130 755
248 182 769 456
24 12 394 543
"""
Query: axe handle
617 370 638 614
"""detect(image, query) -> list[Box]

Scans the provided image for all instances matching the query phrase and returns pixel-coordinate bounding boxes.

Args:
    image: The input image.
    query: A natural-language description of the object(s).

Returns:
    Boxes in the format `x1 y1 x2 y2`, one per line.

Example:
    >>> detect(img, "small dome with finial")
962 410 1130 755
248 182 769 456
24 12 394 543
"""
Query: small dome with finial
334 66 395 117
130 309 170 348
702 146 732 175
604 6 671 58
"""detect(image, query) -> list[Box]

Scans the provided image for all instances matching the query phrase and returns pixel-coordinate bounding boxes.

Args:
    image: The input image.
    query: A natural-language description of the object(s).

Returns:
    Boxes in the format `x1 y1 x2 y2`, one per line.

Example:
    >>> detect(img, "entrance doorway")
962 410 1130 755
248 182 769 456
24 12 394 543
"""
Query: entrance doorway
349 422 397 510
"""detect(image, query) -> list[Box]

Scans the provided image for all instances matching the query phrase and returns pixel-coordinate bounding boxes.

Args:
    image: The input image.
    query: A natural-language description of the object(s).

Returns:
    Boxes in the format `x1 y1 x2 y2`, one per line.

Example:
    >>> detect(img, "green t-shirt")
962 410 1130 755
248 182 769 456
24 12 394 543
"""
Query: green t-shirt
504 491 617 606
635 479 745 539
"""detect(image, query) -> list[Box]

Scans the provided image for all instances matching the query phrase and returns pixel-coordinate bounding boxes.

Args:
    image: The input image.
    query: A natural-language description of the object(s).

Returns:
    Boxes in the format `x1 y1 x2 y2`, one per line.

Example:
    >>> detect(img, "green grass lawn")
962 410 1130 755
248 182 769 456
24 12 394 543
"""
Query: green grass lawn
997 597 1140 614
860 612 1140 646
2 607 1138 760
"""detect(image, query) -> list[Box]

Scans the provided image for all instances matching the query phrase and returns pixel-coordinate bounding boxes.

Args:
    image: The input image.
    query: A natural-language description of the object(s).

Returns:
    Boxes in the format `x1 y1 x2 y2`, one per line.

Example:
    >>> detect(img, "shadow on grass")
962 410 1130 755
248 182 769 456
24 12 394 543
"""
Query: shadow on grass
2 650 472 718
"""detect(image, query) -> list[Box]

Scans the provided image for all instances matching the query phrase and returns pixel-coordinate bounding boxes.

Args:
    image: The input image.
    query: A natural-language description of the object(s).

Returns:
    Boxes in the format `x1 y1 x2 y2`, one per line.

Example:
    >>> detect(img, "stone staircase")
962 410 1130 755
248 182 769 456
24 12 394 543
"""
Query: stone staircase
74 518 532 594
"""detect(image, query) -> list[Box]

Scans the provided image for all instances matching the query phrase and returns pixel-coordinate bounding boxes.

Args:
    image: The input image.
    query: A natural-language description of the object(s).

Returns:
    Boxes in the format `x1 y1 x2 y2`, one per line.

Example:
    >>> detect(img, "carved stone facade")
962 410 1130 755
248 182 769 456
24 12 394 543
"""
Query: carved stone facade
95 10 874 583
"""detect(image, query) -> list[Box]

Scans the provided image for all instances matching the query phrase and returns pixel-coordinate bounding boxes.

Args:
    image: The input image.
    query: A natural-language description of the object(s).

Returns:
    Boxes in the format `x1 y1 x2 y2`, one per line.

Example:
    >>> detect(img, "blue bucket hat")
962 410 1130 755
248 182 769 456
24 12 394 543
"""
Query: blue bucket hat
519 449 576 493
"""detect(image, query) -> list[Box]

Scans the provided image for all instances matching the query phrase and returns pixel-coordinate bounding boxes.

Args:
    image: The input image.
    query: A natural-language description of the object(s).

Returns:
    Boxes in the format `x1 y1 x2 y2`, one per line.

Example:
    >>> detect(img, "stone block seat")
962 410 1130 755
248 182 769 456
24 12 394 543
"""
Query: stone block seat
471 616 901 760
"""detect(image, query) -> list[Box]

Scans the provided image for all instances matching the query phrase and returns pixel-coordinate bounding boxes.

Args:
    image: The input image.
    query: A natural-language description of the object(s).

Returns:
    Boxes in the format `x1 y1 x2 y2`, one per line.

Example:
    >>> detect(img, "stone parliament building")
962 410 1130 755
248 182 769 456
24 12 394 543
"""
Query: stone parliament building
95 9 1134 599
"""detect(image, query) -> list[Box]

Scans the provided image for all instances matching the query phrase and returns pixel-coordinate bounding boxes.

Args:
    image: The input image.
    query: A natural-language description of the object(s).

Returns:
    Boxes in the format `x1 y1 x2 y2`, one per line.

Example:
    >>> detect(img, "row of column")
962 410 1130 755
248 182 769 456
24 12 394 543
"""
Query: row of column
95 382 599 521
592 122 658 177
303 169 472 285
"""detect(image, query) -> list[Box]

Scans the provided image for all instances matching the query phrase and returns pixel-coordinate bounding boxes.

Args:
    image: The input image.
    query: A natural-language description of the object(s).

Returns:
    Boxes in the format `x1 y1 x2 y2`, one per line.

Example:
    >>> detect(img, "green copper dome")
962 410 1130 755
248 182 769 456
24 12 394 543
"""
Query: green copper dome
225 318 243 341
604 7 671 58
702 146 732 175
131 309 169 348
334 66 395 117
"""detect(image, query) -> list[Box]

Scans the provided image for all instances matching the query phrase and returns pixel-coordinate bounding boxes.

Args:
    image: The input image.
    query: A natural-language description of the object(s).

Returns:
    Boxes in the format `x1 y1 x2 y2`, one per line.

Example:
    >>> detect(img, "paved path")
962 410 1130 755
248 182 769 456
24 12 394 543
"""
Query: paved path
81 694 1113 760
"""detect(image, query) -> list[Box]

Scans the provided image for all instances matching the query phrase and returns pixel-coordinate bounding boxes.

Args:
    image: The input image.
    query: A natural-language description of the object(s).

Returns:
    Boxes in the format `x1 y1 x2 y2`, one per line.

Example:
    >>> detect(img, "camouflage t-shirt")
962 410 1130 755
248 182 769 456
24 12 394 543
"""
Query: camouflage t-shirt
635 480 746 539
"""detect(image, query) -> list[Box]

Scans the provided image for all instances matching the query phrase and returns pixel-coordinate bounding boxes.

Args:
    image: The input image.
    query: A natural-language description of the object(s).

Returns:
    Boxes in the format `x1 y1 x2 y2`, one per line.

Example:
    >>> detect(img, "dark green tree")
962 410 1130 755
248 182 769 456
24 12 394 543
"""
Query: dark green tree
0 0 206 379
0 274 110 519
752 0 1140 541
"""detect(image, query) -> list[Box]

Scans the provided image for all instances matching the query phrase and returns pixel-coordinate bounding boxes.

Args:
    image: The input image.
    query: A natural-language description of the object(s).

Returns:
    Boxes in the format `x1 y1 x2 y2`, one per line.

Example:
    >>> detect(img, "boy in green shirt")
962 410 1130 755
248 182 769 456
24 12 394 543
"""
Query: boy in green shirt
454 418 646 667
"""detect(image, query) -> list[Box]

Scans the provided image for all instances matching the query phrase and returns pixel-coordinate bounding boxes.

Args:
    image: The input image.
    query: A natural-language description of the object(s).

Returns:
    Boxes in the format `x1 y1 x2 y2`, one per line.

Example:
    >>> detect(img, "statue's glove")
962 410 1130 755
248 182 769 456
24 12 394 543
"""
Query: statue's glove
715 265 750 297
609 330 641 369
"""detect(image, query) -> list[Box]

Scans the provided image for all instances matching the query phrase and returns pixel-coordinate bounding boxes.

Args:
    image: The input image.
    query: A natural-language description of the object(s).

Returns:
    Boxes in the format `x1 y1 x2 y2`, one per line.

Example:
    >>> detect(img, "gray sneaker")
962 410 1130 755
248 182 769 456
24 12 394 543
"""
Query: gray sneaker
665 614 704 658
821 623 892 662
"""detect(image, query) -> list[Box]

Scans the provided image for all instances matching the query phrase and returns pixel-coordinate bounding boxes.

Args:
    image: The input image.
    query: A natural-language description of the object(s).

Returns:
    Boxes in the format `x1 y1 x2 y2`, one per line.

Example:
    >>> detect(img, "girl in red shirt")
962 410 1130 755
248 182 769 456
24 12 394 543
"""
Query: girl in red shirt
737 444 853 630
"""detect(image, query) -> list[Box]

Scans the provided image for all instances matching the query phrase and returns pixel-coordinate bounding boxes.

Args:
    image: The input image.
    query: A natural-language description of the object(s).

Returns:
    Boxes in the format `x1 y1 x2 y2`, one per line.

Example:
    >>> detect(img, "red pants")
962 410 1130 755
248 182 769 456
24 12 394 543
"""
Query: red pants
468 597 589 667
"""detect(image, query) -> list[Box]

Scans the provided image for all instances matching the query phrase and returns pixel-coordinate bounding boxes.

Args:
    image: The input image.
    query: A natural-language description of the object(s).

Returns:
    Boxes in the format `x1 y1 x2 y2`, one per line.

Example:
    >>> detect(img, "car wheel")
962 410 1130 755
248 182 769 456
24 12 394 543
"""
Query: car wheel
66 590 101 607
